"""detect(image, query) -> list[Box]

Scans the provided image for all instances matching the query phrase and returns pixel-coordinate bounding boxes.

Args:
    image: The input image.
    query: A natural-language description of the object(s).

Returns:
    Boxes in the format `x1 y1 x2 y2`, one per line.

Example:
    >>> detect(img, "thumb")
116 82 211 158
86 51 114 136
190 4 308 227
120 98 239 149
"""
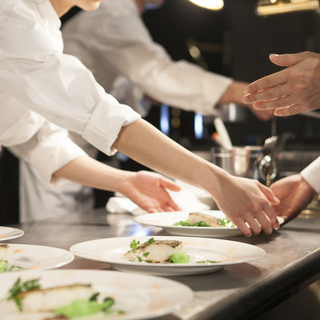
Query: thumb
258 183 280 205
160 178 181 192
269 53 305 67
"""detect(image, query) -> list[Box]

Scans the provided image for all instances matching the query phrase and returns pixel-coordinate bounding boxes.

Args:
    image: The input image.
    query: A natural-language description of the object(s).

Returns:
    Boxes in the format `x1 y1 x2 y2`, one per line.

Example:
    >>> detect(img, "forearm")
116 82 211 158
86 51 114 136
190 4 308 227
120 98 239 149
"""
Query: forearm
53 155 134 193
113 118 228 196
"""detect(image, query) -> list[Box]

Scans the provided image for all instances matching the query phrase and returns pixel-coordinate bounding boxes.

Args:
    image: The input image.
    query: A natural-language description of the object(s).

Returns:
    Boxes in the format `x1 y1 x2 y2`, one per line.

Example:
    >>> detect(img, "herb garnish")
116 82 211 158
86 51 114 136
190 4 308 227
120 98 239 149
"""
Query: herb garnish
173 218 235 228
129 238 155 262
196 260 220 264
5 278 41 311
0 261 25 274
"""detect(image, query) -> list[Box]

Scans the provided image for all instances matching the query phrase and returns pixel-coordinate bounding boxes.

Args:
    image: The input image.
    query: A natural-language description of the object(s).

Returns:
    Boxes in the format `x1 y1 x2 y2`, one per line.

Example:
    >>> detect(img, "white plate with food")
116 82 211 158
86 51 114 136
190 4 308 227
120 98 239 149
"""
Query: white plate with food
70 236 266 276
0 226 24 241
0 244 74 273
0 269 193 320
135 210 284 238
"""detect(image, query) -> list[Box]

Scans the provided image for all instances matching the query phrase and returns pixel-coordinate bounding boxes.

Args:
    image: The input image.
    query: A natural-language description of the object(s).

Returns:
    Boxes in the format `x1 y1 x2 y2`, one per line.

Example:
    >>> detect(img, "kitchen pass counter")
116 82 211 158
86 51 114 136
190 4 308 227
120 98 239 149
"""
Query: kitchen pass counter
6 209 320 320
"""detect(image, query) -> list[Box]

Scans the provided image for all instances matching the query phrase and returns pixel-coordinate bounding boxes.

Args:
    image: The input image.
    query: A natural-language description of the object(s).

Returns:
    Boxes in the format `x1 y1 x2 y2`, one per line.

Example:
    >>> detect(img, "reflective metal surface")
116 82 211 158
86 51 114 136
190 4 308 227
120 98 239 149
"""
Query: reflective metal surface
5 208 320 320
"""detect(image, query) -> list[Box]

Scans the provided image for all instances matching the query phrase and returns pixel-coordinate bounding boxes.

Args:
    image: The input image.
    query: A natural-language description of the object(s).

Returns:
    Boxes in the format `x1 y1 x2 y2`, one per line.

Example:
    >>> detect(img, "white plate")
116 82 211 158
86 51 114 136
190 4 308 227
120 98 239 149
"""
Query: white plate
135 210 242 238
0 226 24 241
0 244 74 272
70 236 266 276
135 211 284 238
0 269 193 320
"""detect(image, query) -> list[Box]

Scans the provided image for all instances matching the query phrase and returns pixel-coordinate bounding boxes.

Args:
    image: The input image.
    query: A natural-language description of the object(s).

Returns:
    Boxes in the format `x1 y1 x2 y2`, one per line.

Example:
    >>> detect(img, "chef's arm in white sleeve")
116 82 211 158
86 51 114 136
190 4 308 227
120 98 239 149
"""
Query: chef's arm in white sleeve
112 118 281 237
8 122 86 188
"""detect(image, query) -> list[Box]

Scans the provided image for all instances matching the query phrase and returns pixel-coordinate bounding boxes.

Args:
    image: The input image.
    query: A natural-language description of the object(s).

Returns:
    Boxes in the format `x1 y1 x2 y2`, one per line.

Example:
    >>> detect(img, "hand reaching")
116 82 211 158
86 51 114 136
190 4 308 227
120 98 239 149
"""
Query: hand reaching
210 174 280 237
242 52 320 116
270 174 317 223
119 171 182 213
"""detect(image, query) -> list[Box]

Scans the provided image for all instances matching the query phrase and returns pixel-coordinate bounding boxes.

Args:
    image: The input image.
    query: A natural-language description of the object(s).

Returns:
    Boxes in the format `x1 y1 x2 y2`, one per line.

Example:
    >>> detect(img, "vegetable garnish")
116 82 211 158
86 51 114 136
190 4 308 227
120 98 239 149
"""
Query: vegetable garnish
5 278 41 311
217 218 235 227
173 220 210 227
55 296 124 318
168 252 190 264
174 218 235 227
129 238 155 262
196 260 221 264
0 261 24 274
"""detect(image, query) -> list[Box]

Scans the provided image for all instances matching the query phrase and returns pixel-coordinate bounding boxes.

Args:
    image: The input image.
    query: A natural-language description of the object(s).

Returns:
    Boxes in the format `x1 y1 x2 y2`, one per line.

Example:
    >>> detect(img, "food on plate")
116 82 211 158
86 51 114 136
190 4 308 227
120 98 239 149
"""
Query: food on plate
3 278 123 318
124 238 190 263
0 244 25 273
0 244 9 261
174 212 235 228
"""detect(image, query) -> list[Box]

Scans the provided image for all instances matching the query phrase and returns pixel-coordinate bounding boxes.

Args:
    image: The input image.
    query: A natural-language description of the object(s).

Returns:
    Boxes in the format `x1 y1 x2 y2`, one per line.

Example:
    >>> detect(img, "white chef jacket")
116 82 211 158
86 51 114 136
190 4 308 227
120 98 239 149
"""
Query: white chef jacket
0 0 140 158
301 157 320 194
62 0 233 115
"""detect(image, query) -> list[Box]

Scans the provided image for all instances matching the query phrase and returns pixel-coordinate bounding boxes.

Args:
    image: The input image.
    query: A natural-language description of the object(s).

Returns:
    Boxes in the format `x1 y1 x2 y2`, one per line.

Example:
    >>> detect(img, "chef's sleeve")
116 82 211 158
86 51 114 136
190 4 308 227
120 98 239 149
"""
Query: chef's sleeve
0 2 140 156
8 121 87 189
301 157 320 194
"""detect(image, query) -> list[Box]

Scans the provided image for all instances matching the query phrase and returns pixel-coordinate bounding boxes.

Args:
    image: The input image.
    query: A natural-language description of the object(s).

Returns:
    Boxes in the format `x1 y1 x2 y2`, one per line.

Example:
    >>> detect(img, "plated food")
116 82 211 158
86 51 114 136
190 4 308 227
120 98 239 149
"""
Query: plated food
70 236 266 276
0 227 24 241
0 269 194 320
135 210 242 238
0 244 74 273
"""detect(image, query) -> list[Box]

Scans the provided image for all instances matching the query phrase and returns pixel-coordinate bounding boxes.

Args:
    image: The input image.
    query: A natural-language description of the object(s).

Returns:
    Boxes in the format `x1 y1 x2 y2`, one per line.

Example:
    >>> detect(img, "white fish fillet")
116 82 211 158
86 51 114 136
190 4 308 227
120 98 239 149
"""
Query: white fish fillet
188 212 220 227
0 244 9 261
15 284 93 312
124 240 183 263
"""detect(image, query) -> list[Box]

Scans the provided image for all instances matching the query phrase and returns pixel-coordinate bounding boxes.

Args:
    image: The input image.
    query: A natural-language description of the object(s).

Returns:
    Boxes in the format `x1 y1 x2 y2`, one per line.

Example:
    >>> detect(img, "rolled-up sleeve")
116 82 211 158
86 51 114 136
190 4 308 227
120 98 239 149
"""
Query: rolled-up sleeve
0 1 140 156
301 157 320 194
8 121 87 188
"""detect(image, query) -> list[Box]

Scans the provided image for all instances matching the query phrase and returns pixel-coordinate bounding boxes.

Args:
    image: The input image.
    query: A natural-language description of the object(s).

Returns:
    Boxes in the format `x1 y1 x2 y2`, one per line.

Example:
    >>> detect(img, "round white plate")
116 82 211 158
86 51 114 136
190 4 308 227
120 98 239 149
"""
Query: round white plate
0 226 24 241
135 210 241 238
0 244 74 272
135 211 284 238
70 236 266 276
0 269 194 320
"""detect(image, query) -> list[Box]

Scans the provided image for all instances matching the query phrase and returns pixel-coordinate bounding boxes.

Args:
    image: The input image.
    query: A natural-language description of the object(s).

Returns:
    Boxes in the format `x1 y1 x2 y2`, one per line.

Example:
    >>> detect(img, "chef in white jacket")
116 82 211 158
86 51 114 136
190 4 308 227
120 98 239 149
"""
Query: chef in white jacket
0 0 281 237
17 0 275 223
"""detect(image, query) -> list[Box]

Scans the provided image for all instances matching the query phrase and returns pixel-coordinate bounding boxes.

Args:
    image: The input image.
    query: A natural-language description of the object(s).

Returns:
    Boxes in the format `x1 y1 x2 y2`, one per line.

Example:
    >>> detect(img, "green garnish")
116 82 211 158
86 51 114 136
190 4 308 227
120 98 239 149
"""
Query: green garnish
174 217 235 228
55 297 116 318
217 218 235 227
129 238 155 262
173 219 210 227
6 278 41 311
196 260 220 264
0 260 8 273
168 252 190 264
0 261 24 273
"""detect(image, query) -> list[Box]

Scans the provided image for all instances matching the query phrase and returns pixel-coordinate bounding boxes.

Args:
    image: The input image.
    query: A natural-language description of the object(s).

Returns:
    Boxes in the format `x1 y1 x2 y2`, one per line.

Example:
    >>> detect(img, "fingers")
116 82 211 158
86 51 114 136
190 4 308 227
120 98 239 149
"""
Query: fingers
273 104 304 117
243 84 288 105
269 52 307 67
244 69 288 95
160 178 181 192
257 183 280 205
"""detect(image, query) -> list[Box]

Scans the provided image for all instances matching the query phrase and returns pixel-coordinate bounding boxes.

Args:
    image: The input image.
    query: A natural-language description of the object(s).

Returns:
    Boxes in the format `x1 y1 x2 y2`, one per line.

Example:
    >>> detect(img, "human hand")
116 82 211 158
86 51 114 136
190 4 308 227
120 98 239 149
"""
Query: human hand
119 171 182 213
270 174 317 223
242 52 320 116
211 175 280 237
219 81 274 121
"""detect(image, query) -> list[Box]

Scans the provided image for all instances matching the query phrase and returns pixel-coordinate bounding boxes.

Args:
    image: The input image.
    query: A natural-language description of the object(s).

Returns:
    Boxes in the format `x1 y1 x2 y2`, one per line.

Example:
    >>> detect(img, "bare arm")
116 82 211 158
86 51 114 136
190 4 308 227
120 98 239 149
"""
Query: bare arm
53 155 182 213
113 118 280 237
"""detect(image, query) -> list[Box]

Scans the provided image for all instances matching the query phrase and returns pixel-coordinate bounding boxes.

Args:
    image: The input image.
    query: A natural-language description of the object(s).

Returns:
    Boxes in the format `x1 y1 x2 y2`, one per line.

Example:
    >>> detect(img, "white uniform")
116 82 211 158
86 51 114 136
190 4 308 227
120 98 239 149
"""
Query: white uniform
0 0 140 222
18 0 236 221
301 157 320 194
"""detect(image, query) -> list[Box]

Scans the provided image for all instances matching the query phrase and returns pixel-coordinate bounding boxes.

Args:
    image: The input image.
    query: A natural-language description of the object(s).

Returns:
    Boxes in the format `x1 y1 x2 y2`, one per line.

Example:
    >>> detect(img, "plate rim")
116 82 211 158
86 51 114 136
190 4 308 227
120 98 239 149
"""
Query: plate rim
70 236 266 269
0 269 194 320
0 226 24 241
